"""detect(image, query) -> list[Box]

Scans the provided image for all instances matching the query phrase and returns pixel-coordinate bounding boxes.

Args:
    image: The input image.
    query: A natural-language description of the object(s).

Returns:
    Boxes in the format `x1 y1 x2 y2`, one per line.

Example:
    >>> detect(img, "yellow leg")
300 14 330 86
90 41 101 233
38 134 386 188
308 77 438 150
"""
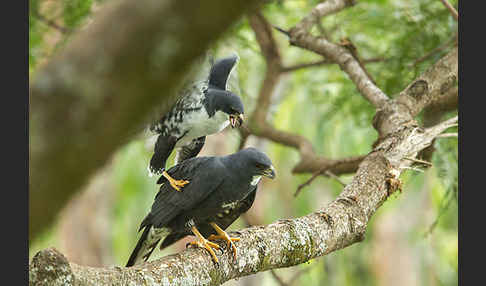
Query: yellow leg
163 171 189 192
208 222 240 261
189 226 220 263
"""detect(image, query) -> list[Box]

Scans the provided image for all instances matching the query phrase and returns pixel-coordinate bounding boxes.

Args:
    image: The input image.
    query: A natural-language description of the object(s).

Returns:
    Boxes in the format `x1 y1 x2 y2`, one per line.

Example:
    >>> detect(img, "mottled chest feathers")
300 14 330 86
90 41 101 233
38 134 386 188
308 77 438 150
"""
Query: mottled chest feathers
216 201 239 218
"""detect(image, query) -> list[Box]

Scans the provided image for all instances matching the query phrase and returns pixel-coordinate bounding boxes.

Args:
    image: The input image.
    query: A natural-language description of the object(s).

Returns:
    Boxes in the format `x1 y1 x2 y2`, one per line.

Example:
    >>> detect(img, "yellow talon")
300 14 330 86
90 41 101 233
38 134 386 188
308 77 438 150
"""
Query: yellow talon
209 223 240 261
163 171 189 192
190 226 220 263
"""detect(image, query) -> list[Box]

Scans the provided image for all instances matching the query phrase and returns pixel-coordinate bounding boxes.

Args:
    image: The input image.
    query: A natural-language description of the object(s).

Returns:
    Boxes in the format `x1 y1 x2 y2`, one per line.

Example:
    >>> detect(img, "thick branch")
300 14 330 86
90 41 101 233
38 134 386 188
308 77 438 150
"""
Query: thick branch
395 47 458 117
292 155 365 175
249 3 456 179
246 10 364 176
293 0 356 32
247 11 282 123
30 115 456 286
29 0 259 242
373 46 458 139
286 2 389 107
286 33 389 107
247 11 311 157
423 86 458 126
30 6 459 283
419 86 458 160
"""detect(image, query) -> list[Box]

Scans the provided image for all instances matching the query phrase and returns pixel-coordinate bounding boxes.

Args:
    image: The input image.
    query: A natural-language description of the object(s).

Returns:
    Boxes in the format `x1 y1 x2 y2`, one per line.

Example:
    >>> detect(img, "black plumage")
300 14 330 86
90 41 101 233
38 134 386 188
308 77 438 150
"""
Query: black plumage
148 55 245 192
159 187 256 251
126 147 275 267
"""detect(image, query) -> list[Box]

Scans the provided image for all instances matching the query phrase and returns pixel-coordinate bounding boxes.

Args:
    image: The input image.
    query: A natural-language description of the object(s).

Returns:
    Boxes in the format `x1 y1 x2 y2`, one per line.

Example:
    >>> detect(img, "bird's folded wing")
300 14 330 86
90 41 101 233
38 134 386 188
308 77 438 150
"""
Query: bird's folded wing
175 136 206 165
175 80 208 110
204 185 257 230
158 185 257 250
149 157 225 228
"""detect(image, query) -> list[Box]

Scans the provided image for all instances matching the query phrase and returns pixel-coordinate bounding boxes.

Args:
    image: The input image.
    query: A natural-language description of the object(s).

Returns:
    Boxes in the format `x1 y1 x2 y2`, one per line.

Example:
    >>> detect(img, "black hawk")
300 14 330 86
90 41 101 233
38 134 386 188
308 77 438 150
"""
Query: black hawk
126 147 275 267
148 55 244 192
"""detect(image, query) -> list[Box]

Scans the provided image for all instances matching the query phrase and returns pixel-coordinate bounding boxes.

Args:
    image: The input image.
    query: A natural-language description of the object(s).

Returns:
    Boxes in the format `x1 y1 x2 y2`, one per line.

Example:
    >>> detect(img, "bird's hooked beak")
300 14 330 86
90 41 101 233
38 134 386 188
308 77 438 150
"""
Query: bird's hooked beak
262 165 276 179
229 113 244 128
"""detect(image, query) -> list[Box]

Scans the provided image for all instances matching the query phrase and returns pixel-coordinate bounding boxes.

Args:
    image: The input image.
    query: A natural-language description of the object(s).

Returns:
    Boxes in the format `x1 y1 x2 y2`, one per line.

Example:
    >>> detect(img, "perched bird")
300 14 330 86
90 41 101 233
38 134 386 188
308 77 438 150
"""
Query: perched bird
148 55 245 192
126 147 276 267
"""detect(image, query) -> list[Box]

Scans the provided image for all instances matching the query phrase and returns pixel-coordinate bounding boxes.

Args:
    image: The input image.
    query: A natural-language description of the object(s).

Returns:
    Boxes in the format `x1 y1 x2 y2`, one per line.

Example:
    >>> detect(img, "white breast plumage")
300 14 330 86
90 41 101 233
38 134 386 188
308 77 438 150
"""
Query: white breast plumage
176 110 229 146
251 175 262 186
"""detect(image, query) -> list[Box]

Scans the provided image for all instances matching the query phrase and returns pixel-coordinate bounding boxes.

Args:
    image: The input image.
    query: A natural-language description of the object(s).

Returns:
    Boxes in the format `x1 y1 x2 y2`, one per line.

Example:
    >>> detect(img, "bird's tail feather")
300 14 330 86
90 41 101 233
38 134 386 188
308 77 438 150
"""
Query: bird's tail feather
126 225 169 267
160 233 187 250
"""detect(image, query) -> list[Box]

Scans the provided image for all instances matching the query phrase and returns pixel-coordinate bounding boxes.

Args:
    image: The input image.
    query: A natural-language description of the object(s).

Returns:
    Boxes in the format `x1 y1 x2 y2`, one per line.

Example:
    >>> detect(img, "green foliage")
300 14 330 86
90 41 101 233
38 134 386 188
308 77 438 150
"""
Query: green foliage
63 0 93 29
29 0 44 73
29 0 95 74
111 140 160 264
429 134 458 233
29 0 458 284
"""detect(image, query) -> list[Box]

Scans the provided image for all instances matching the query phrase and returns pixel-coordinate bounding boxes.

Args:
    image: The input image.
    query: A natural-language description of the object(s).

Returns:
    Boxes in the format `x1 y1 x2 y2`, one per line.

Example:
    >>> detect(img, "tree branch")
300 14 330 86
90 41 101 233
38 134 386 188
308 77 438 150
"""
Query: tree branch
31 9 71 34
292 0 356 32
423 86 458 125
247 11 282 123
30 3 458 285
295 169 348 198
29 0 259 242
418 86 457 161
281 57 385 73
29 115 456 285
410 33 457 67
270 270 289 286
247 10 365 177
372 46 457 141
286 1 389 107
439 0 459 21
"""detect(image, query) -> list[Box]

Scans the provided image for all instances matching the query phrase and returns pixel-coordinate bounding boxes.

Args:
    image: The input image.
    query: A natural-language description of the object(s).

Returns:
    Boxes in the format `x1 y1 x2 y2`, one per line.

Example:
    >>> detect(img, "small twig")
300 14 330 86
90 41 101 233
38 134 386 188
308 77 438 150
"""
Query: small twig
436 132 458 138
324 170 347 187
295 169 327 197
441 117 458 128
281 59 333 73
31 9 71 34
439 0 459 21
270 265 314 286
272 25 290 37
288 266 313 285
410 34 457 67
281 57 385 73
401 166 425 173
316 21 331 40
294 164 345 197
270 270 289 286
404 157 433 167
424 186 456 237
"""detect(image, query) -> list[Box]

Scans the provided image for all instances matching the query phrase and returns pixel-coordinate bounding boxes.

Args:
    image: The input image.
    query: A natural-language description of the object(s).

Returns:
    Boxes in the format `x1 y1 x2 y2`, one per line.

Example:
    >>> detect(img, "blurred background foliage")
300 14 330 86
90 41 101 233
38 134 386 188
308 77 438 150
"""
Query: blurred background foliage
29 0 458 285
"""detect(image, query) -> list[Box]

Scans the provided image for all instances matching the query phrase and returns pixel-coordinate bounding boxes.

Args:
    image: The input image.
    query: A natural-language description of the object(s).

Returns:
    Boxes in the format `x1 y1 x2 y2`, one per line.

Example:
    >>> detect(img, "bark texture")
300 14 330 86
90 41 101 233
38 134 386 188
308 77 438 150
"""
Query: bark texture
29 48 457 285
29 1 458 285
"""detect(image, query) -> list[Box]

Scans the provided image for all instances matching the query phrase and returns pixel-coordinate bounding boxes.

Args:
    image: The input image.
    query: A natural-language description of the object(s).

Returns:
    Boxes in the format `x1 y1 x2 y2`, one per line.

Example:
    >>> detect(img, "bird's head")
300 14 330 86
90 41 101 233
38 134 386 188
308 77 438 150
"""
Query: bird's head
226 95 245 129
237 147 276 180
208 89 245 128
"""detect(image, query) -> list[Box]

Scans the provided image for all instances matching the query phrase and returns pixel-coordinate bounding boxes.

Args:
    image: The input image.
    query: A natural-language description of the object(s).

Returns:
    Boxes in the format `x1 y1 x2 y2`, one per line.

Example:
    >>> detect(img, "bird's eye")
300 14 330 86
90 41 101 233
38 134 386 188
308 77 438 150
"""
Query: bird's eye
255 163 266 169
